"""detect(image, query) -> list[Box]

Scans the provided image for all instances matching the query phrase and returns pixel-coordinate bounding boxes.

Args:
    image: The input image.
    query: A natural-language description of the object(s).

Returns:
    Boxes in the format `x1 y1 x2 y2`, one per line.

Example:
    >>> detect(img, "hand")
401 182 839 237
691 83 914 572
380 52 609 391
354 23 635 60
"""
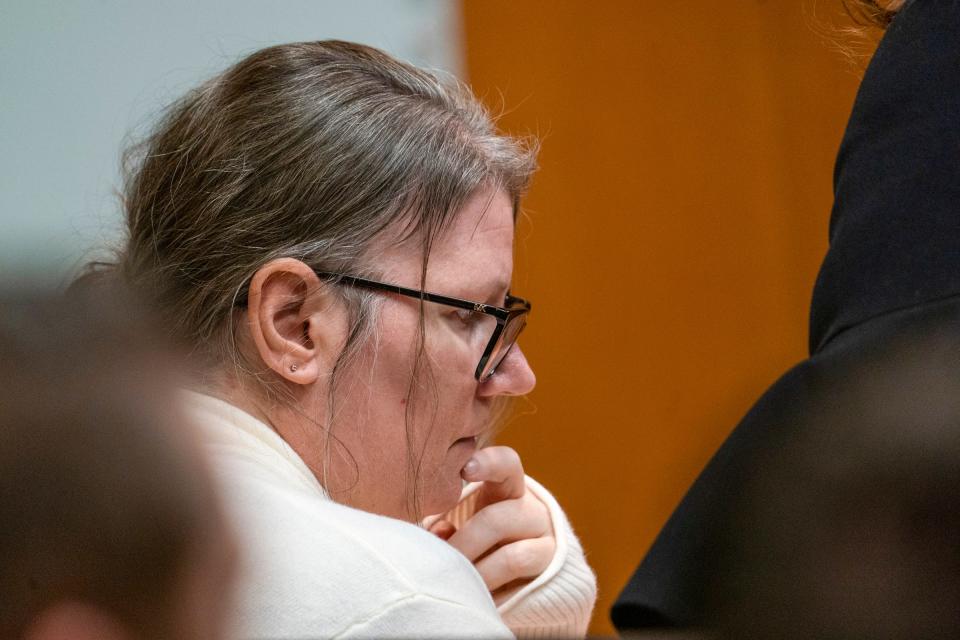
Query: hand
429 446 556 601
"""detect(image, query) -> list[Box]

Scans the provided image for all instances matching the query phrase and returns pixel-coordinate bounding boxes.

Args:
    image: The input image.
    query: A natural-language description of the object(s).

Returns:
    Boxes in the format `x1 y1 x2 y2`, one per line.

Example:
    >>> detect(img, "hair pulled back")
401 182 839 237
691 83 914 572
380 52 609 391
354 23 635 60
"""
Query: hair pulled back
110 40 537 375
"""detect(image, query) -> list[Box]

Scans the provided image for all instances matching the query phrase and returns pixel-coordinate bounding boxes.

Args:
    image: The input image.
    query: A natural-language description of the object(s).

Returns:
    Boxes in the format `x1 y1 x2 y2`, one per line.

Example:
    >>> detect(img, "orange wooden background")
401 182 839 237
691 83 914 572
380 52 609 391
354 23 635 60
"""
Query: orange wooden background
461 2 875 635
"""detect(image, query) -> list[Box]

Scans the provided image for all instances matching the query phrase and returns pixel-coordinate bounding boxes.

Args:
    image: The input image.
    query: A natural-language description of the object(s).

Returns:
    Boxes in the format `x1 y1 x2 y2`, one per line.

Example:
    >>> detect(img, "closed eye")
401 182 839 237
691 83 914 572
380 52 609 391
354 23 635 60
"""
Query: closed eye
455 308 483 326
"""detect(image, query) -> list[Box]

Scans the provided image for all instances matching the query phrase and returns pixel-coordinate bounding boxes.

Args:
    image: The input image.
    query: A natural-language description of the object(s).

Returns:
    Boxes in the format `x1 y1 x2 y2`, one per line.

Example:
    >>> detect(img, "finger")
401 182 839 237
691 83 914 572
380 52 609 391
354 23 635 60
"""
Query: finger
474 537 555 592
446 496 550 561
461 446 525 506
428 519 457 541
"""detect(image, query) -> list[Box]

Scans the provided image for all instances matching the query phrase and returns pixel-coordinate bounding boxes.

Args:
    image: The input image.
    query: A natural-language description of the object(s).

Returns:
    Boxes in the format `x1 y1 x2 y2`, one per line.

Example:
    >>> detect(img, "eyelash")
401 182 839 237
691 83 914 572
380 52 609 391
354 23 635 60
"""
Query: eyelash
454 309 483 326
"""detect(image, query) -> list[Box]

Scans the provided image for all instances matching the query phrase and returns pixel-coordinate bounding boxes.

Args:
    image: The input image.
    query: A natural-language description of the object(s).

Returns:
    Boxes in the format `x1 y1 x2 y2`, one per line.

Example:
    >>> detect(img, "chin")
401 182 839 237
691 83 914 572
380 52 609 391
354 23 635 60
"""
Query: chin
421 474 465 517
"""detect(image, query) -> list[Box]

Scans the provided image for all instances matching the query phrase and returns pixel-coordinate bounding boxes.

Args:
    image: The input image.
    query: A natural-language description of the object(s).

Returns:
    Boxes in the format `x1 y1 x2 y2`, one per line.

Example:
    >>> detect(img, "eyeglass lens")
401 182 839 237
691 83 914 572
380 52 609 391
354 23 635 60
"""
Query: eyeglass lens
480 313 527 380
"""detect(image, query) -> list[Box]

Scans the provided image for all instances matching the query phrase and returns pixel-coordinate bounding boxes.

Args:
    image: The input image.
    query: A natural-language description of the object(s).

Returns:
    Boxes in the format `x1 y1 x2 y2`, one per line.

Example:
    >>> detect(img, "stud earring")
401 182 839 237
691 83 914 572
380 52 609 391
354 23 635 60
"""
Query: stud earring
289 363 299 372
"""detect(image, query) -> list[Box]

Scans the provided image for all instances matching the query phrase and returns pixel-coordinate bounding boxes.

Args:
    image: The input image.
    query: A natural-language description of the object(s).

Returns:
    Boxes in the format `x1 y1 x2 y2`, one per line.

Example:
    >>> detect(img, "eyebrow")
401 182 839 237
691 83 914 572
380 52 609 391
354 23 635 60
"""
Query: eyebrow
450 279 508 306
481 280 511 305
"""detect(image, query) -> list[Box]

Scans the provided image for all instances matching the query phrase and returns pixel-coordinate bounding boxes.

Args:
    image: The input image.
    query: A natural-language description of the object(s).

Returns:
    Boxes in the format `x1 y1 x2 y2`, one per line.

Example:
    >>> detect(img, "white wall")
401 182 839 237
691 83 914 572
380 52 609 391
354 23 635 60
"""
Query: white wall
0 0 463 286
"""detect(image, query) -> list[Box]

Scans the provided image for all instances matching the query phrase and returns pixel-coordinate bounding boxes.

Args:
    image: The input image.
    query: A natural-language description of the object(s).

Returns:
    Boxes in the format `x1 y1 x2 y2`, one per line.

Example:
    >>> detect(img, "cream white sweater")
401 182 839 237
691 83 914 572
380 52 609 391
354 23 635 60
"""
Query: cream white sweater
186 392 596 638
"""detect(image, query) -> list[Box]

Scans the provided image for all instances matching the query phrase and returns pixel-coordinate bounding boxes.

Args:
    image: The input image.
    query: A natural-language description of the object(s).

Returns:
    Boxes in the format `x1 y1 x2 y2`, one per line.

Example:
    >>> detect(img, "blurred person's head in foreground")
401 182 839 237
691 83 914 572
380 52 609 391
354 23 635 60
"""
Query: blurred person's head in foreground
708 327 960 640
0 287 236 640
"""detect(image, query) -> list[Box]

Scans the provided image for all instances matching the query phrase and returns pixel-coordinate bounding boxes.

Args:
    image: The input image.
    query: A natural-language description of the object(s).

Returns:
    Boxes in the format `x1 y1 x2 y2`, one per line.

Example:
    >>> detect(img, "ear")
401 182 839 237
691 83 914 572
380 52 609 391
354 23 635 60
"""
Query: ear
246 258 348 385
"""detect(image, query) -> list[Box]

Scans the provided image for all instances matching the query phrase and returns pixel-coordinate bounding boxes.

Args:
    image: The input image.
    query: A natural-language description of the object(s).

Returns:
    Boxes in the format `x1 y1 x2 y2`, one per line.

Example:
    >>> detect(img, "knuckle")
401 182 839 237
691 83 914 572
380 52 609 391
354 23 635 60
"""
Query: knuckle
521 494 549 526
543 537 557 559
503 447 522 469
469 506 503 539
485 445 519 466
472 505 498 532
523 491 545 512
536 501 550 524
476 446 498 462
478 499 515 530
505 542 541 576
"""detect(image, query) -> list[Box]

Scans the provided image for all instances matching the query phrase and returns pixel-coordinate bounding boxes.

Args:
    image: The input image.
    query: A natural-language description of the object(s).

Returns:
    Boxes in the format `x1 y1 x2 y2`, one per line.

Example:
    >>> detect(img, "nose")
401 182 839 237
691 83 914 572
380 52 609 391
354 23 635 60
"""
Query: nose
478 345 536 397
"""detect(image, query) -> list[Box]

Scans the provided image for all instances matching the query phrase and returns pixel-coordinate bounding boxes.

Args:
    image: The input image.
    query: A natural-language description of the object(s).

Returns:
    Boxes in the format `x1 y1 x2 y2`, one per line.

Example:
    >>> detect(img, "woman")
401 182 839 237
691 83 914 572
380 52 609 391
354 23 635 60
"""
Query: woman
99 40 596 637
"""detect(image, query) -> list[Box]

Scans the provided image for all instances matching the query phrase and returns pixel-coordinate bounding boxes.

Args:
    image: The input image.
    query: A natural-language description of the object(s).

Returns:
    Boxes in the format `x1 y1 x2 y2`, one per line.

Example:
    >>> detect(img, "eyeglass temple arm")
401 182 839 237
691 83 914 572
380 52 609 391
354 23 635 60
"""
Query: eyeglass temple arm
318 273 525 319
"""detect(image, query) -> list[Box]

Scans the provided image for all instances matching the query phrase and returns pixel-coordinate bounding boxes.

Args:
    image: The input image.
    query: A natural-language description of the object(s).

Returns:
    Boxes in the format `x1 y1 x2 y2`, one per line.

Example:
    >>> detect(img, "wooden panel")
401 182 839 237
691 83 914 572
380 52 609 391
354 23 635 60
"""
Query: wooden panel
462 2 872 635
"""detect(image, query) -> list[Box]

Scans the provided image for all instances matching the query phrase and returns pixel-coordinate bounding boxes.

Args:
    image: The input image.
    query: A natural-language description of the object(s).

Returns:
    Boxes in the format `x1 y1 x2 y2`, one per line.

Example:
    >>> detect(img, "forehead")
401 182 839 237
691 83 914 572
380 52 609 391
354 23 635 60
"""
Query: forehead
431 188 514 278
379 188 516 294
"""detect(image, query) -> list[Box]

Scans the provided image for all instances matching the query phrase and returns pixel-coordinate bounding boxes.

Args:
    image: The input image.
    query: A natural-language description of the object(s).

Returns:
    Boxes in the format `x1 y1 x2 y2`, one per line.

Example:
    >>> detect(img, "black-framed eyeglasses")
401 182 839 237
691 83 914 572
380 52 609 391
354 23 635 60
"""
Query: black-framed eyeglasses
317 272 530 382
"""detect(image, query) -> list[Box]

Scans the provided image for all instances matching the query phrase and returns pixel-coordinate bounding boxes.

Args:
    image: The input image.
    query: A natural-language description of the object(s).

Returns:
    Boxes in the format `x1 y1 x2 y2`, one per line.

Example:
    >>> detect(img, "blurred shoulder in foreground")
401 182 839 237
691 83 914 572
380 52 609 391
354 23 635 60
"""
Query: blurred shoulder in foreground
708 323 960 639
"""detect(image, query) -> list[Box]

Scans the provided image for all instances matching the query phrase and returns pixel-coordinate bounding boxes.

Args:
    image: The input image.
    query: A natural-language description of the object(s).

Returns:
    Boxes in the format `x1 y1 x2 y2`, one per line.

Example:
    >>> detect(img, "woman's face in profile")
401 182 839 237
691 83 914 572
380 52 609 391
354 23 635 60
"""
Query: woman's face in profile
326 187 537 519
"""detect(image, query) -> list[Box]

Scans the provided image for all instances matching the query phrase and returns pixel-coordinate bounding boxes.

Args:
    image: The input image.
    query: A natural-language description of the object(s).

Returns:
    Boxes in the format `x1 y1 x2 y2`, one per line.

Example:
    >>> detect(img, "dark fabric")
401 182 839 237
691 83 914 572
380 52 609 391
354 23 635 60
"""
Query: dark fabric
810 0 960 354
612 0 960 629
707 307 960 639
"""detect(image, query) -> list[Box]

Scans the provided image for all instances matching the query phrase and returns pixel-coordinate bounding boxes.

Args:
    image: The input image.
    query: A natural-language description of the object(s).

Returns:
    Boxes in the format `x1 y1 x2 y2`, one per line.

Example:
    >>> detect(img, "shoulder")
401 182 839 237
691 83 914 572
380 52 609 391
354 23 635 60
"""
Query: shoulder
213 451 501 637
185 393 507 636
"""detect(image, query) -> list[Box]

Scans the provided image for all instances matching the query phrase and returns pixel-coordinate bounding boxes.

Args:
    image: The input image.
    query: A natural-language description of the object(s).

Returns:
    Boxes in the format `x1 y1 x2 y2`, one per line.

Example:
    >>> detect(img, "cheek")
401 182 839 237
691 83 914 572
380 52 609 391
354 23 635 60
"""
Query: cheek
316 317 417 515
414 334 484 515
416 324 479 438
331 309 483 517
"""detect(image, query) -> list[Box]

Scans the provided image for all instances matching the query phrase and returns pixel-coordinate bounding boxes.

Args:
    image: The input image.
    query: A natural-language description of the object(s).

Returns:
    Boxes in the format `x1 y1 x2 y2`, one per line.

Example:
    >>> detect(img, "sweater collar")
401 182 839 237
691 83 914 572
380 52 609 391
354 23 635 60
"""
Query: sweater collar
181 389 327 497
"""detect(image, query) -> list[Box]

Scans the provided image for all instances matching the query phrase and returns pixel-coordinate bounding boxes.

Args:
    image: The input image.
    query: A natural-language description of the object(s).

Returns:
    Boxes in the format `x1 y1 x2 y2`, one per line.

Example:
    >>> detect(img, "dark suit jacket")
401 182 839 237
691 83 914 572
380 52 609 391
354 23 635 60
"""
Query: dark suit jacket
612 0 960 629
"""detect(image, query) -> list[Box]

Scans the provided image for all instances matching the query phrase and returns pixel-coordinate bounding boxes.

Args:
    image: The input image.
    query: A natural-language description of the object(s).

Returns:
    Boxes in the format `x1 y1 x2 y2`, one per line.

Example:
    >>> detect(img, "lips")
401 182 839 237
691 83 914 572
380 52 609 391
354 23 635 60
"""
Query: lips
451 435 478 448
449 435 479 463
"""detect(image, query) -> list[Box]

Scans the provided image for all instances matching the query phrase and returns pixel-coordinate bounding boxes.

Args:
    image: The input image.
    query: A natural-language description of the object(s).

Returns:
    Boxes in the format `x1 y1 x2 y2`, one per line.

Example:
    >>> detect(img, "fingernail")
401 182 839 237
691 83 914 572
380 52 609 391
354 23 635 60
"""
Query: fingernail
462 458 479 478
